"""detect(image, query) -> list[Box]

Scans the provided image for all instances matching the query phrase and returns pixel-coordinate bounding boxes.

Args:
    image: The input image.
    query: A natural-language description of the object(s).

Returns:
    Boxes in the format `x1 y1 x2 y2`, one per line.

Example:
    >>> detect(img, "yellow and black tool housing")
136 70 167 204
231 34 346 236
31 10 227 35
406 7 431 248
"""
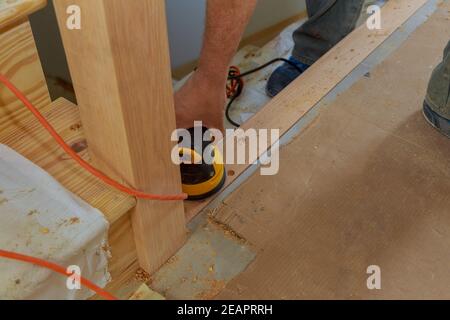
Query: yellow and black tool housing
180 128 226 200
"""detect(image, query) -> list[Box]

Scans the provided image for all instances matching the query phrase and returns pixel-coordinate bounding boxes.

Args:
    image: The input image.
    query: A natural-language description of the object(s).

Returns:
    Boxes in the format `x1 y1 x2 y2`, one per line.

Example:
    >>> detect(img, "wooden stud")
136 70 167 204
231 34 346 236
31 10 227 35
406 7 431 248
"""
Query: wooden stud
53 0 186 273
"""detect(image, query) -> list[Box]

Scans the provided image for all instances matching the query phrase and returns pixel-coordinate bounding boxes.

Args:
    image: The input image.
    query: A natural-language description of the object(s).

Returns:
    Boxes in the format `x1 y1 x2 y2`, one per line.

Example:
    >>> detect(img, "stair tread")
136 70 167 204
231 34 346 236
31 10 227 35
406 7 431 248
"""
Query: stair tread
0 97 136 224
0 0 46 30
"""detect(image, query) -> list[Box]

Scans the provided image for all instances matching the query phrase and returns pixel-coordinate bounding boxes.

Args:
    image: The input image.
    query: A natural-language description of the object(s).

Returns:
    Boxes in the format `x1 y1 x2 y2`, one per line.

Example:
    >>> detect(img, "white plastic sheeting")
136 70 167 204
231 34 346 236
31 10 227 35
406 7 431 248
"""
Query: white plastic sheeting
0 144 110 300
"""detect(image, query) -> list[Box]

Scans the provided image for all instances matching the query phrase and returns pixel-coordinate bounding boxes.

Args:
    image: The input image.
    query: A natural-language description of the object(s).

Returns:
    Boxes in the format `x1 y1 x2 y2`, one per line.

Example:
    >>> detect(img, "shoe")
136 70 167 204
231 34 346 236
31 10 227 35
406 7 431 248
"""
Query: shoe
266 56 310 98
422 101 450 138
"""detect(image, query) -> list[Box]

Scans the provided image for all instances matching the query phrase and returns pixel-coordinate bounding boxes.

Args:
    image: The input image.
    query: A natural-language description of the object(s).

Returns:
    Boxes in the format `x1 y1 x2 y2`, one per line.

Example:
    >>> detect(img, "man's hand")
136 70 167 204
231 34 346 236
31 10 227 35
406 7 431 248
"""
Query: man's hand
173 0 258 132
174 71 226 132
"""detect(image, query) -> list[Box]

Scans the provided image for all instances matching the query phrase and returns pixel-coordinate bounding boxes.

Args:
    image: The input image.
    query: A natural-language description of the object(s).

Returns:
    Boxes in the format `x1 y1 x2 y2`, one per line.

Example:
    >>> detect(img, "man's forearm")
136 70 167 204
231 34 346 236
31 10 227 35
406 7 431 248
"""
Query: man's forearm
197 0 258 82
174 0 258 131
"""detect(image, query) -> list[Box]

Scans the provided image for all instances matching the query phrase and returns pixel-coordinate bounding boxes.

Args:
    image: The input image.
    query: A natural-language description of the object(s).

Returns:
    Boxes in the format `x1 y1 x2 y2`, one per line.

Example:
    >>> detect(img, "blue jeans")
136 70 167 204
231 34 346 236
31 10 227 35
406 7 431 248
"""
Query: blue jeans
293 0 449 118
292 0 365 65
426 41 450 119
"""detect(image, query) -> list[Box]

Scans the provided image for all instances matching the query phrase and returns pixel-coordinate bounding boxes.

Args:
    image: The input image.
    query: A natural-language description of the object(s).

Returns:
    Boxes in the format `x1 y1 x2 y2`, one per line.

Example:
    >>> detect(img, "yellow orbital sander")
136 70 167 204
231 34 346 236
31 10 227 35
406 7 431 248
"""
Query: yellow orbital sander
180 127 226 200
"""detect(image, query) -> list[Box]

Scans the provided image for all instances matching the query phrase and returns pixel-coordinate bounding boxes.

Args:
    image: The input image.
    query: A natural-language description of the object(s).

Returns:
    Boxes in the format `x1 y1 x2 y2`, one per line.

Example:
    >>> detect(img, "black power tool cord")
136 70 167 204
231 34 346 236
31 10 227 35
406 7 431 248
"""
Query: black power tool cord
226 57 304 127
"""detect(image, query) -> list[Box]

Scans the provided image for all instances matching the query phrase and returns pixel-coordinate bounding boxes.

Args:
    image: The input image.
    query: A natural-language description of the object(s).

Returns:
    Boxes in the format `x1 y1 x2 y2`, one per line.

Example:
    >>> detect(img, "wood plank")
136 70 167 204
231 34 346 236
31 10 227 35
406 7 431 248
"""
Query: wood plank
184 0 430 222
214 2 450 299
0 0 46 30
53 0 187 273
129 284 165 300
108 213 138 280
0 20 50 117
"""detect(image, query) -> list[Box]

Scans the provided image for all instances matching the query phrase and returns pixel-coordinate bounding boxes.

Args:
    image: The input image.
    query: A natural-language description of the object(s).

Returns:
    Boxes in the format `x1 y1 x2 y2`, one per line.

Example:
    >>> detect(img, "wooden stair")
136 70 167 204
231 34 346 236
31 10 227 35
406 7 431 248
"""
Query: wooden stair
0 97 141 296
0 0 144 298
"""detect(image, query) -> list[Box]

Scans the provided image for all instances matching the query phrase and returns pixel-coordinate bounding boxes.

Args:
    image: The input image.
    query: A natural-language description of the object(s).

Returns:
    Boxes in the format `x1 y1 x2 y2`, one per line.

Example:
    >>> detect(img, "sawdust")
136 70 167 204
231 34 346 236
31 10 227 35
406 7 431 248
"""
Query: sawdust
135 268 151 283
207 212 246 243
196 280 226 300
39 227 50 235
70 123 82 131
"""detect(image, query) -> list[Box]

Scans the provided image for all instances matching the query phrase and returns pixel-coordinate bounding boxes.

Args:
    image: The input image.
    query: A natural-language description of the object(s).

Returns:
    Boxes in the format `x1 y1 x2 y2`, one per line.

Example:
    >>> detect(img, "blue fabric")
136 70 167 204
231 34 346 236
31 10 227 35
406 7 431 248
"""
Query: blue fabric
293 0 364 65
266 56 310 97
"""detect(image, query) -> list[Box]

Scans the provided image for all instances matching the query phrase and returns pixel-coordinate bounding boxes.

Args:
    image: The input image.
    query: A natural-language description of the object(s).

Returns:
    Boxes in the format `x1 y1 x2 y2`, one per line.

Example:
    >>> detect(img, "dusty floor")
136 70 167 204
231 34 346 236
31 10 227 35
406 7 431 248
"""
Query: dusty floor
215 1 450 299
149 0 449 300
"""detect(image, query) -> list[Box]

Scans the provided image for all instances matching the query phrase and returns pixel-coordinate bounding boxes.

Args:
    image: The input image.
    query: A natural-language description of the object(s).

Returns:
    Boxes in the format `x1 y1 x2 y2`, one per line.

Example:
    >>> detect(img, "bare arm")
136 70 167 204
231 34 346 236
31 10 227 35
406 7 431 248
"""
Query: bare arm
175 0 258 131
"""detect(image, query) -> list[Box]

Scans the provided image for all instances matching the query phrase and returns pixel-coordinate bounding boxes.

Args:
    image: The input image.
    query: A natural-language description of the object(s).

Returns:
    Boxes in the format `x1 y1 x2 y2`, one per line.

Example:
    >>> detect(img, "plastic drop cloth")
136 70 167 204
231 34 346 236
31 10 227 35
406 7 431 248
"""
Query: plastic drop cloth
0 144 110 300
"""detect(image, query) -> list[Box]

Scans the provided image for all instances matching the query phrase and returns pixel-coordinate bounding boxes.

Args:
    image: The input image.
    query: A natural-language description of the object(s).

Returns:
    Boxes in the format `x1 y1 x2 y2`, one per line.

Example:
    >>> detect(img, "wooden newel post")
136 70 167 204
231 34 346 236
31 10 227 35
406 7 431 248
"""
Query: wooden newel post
53 0 186 273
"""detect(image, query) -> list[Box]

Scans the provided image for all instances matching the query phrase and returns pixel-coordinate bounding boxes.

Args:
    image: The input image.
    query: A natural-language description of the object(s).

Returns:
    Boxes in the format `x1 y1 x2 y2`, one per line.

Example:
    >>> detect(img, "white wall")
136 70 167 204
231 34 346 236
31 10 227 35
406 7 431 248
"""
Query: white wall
166 0 206 70
166 0 306 69
29 0 307 89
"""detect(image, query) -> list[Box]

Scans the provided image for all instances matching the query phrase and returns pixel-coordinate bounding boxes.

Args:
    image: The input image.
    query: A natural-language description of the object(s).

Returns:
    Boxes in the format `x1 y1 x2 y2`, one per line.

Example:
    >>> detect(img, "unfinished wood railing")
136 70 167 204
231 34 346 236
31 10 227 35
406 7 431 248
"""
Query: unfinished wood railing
53 0 187 274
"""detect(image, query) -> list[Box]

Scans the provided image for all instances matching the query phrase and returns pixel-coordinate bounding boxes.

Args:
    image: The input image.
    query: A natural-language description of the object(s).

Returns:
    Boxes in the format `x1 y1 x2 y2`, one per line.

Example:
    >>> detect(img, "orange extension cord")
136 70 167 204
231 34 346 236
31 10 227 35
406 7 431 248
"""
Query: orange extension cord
0 249 118 300
0 73 187 201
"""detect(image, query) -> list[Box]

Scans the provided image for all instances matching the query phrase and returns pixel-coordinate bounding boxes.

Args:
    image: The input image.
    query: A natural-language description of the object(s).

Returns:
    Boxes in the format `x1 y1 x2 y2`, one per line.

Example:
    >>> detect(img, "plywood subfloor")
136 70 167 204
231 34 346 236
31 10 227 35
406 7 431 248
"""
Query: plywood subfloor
213 1 450 299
